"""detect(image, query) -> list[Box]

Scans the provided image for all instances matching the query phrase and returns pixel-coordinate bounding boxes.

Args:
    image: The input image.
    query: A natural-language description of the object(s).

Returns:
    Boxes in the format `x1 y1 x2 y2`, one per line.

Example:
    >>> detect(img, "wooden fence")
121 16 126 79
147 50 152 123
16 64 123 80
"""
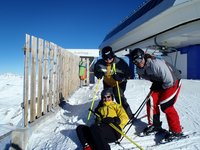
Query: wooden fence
23 34 80 127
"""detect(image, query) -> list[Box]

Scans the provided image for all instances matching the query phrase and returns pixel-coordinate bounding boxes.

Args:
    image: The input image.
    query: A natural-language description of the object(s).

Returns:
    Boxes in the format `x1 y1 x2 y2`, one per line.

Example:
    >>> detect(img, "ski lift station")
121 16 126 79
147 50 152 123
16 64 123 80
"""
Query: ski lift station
99 0 200 79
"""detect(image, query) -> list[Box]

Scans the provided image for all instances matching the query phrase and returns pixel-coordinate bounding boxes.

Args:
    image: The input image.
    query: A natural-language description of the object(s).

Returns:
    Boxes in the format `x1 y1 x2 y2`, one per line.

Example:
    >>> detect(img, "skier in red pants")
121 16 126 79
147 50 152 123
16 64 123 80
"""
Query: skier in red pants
128 48 183 141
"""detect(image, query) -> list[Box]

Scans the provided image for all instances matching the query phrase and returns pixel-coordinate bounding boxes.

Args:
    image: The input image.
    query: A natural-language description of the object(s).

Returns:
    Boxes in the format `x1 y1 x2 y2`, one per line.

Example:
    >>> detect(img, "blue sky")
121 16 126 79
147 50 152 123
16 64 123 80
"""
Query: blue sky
0 0 144 75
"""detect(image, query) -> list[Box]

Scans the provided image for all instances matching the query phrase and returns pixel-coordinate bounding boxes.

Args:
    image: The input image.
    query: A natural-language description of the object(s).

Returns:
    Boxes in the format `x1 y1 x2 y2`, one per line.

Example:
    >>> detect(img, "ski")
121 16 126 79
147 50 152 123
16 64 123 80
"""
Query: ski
138 128 168 137
148 131 198 148
158 134 189 144
117 131 199 150
117 147 136 150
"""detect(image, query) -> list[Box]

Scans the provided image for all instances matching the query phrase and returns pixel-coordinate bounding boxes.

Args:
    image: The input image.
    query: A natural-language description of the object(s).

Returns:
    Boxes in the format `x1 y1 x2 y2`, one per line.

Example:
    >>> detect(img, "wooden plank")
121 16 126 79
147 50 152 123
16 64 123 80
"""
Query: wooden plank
48 42 54 111
53 44 57 107
59 50 64 100
56 47 61 104
58 50 62 100
43 41 49 114
62 52 66 98
54 45 59 106
66 52 69 97
63 51 67 98
37 38 43 118
23 34 30 127
66 52 70 97
30 36 37 122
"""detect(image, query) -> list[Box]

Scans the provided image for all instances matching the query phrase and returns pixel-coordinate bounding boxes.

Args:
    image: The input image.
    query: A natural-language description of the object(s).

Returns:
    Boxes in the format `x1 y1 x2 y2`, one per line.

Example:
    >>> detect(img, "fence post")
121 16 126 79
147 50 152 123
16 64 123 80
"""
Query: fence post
30 36 37 122
23 34 30 127
43 41 49 115
37 38 43 118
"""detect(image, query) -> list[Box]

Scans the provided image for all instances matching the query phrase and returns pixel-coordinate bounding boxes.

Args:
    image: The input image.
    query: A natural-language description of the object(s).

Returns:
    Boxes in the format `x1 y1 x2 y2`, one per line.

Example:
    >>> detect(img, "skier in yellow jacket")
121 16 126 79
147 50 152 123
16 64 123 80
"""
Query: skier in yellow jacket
76 88 129 150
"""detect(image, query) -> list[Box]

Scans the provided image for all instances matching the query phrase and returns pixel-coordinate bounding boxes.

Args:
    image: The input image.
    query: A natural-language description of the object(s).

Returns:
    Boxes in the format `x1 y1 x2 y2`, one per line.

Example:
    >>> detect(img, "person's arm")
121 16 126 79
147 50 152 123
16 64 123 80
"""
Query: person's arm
94 60 105 79
112 58 131 81
116 104 129 129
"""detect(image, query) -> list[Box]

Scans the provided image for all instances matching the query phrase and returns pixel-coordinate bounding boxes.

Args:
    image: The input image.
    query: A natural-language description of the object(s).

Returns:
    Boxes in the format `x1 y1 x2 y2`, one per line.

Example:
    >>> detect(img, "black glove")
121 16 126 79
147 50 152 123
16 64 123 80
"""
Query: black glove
102 117 121 125
113 117 121 125
96 71 104 79
112 74 124 82
150 82 163 91
102 117 114 124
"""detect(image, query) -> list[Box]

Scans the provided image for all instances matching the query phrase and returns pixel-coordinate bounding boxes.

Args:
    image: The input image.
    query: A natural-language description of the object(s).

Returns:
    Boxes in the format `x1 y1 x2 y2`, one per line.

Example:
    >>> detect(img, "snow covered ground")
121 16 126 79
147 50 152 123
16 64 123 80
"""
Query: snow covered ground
0 73 200 150
0 74 23 136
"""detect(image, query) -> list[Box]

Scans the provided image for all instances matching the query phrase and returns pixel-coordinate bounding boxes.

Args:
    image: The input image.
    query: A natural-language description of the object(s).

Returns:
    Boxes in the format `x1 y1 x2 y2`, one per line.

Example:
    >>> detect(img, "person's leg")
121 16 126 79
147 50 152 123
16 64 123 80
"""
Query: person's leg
160 80 182 133
76 125 95 148
90 123 119 150
113 82 133 119
121 97 133 119
146 91 161 126
142 91 162 135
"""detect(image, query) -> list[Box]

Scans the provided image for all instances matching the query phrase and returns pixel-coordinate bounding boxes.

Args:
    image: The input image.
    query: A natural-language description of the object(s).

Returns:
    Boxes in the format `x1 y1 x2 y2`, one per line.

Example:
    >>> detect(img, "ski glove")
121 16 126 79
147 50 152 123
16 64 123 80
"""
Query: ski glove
113 117 121 125
96 71 104 79
112 74 124 82
150 82 163 91
102 117 121 125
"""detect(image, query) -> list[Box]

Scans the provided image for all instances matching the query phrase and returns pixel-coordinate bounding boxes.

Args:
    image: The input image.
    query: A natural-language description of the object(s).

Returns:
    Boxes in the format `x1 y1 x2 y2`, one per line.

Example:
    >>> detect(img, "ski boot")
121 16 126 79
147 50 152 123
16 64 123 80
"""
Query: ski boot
163 131 184 142
140 122 163 136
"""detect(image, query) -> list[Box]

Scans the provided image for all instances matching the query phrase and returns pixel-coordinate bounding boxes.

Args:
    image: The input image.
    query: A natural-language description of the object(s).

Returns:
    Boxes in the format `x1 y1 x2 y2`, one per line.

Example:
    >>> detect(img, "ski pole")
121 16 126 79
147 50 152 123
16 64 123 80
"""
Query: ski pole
113 63 122 106
134 90 152 119
126 90 152 125
86 79 100 125
88 109 144 150
116 81 122 106
118 91 152 143
109 123 144 150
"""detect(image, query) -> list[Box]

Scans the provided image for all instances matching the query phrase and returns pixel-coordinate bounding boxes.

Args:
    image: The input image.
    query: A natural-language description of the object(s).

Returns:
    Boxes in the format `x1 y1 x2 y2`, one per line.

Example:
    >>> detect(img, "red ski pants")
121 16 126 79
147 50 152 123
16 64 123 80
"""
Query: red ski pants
147 80 182 133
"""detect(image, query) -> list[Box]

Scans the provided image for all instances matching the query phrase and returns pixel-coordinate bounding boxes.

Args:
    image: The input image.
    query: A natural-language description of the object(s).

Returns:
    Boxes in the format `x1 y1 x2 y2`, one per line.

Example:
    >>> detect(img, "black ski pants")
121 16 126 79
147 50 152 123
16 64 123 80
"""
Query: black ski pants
76 123 120 150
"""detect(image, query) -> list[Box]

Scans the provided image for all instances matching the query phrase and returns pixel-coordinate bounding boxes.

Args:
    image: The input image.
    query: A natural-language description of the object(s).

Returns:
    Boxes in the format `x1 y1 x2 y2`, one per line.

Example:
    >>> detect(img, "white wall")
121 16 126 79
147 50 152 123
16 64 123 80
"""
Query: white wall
66 49 99 57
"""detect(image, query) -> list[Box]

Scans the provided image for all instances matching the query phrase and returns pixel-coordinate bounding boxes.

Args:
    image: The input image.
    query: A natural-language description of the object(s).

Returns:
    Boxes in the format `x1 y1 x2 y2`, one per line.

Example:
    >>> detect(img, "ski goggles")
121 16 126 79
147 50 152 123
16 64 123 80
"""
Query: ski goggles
103 55 113 61
133 58 143 65
103 95 112 99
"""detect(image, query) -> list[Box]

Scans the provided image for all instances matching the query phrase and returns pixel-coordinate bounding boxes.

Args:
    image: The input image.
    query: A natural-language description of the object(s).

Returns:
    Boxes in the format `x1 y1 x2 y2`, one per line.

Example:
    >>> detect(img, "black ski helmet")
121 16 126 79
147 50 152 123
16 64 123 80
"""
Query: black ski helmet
101 46 114 60
130 48 145 61
101 88 114 100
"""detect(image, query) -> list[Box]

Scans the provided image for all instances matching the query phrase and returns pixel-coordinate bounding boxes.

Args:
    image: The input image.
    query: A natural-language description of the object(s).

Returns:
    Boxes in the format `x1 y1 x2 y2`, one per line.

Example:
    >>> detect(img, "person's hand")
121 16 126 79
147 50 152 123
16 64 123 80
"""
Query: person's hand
150 82 163 91
113 117 121 125
112 74 123 82
102 117 114 124
96 72 104 79
102 117 121 125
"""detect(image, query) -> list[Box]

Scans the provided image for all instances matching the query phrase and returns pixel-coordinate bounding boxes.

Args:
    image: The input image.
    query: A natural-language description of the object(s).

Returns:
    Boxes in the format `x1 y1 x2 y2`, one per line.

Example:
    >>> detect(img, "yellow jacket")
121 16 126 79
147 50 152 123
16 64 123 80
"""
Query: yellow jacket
97 101 129 129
